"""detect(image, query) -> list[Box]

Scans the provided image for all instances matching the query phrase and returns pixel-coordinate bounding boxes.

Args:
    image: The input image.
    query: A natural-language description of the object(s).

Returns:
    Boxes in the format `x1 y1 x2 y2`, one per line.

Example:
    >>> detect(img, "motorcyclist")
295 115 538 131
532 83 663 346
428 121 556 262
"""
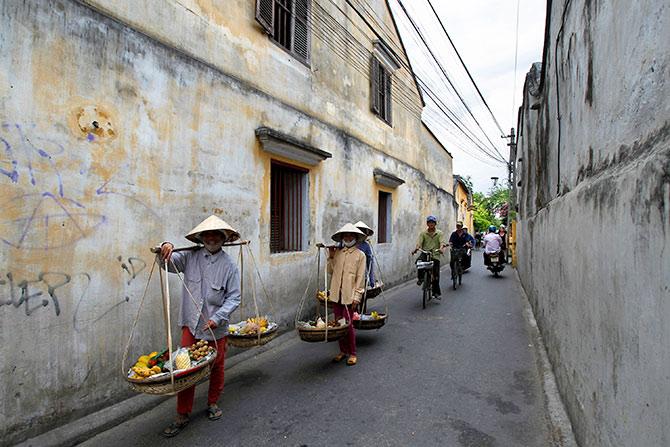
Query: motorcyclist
483 225 503 265
412 215 446 299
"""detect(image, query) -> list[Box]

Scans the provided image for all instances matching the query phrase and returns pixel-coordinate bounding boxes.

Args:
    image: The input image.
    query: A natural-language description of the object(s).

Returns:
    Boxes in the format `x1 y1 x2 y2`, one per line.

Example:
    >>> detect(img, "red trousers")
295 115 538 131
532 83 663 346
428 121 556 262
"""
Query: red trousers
333 303 356 356
177 327 227 415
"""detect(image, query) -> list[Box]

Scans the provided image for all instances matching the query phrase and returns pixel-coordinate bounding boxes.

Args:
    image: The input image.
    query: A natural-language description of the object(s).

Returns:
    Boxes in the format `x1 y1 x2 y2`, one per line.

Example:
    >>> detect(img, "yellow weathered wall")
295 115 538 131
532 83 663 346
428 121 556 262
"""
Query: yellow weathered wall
454 183 473 231
0 0 455 443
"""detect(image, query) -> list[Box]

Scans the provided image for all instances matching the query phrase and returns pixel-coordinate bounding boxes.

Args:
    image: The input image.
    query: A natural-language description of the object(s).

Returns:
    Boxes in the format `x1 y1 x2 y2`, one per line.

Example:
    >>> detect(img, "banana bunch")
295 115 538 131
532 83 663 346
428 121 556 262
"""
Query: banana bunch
316 290 327 301
175 351 191 370
246 316 269 329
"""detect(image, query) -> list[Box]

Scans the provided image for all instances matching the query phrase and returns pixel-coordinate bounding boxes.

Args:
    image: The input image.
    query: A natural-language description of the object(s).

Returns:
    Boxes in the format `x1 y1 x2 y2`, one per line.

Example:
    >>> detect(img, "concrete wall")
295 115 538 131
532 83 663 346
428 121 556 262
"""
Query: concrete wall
515 1 670 446
0 0 454 443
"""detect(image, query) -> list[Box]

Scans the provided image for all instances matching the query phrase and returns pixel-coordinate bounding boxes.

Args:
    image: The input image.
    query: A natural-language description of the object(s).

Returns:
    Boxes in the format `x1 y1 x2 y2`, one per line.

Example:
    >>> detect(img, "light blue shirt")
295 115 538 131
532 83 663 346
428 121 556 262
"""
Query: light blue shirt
167 247 241 340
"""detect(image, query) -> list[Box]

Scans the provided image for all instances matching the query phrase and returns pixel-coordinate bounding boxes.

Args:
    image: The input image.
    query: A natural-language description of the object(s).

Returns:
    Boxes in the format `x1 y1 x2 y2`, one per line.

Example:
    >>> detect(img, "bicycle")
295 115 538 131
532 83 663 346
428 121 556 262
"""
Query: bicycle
415 249 435 309
450 248 467 290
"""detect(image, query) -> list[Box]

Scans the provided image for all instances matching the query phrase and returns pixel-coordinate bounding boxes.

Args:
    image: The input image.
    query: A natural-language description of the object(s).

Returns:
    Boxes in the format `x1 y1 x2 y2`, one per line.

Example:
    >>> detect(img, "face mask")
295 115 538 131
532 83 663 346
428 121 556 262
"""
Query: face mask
204 241 223 253
343 239 357 248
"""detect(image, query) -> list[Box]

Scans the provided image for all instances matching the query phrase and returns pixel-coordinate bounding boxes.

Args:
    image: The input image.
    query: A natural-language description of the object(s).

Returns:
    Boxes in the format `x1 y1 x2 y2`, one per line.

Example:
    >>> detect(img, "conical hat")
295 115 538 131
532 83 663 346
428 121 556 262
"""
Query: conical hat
185 215 240 243
353 220 374 237
331 223 366 243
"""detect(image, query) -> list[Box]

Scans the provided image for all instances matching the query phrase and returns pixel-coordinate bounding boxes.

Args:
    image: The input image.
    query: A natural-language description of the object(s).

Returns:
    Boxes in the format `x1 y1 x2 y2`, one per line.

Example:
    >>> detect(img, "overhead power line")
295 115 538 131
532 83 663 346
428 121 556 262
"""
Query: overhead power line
395 0 507 162
425 0 508 138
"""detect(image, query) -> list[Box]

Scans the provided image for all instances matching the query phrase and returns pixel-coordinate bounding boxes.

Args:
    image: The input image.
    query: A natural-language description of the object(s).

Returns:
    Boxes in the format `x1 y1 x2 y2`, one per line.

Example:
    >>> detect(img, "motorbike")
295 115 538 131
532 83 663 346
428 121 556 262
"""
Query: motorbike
486 250 505 277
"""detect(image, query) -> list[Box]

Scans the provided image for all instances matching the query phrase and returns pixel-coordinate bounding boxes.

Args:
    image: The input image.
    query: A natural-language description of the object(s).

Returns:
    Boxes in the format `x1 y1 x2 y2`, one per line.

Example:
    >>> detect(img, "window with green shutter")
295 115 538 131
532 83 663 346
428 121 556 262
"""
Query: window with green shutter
256 0 311 64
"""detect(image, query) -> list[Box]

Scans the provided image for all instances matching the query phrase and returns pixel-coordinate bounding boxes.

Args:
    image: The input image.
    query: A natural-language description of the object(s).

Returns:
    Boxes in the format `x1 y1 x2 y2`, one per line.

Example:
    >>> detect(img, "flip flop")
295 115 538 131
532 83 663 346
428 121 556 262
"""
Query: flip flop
207 405 223 421
332 352 346 363
162 418 189 438
347 356 357 366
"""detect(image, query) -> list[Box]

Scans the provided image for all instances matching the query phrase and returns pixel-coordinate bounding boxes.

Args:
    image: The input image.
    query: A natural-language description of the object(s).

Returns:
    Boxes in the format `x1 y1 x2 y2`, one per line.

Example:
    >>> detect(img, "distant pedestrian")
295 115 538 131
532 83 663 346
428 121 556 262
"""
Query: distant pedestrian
354 220 376 288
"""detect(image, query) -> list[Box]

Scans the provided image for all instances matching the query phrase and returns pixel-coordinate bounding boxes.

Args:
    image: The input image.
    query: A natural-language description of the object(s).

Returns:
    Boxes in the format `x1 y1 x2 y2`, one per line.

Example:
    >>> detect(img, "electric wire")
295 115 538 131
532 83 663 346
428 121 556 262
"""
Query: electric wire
511 0 521 118
312 0 510 164
394 0 508 162
425 0 508 138
316 0 508 165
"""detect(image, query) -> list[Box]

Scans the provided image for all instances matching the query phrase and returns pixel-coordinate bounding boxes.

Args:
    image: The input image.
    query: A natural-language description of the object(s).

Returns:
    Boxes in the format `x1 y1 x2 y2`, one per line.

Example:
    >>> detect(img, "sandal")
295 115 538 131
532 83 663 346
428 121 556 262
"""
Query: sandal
162 417 189 438
207 405 223 421
346 356 357 366
332 352 346 363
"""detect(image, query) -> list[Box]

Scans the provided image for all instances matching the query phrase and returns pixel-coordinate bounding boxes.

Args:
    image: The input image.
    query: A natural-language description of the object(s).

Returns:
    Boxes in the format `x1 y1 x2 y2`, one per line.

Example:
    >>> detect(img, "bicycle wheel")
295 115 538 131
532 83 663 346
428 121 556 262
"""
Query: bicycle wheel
422 271 430 309
452 264 458 290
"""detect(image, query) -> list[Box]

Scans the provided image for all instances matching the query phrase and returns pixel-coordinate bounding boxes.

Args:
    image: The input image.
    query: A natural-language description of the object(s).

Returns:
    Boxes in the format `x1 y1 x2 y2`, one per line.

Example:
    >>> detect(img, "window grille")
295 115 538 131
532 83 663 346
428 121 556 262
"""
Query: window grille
271 162 307 253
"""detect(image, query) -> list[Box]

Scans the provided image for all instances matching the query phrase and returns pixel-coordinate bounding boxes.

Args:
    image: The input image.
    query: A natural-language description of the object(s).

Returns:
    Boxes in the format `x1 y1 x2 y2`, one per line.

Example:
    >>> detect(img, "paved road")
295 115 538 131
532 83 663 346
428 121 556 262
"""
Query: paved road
81 253 550 446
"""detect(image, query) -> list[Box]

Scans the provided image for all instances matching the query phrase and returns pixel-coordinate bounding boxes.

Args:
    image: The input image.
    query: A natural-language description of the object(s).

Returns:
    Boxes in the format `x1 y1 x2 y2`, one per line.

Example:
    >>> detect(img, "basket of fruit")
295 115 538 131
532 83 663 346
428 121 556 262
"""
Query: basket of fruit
227 317 279 348
125 340 217 395
352 311 387 330
297 318 350 342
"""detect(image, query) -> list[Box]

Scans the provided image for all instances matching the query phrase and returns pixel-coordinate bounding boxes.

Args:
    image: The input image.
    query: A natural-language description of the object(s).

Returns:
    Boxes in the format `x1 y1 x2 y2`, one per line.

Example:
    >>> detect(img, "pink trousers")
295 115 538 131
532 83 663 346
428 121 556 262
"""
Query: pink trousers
333 303 356 356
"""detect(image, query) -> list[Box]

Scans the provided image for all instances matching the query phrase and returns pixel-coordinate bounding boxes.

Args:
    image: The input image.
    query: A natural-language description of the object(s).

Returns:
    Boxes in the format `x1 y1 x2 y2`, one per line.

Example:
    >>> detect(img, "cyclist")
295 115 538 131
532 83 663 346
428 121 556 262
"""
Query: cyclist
448 221 472 276
411 215 446 299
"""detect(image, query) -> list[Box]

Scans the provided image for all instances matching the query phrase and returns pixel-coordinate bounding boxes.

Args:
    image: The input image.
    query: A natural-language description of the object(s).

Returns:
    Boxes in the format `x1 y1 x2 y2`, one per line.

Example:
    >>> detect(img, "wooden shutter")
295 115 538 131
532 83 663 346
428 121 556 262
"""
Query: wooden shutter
293 0 310 62
384 69 392 124
370 57 381 114
256 0 275 35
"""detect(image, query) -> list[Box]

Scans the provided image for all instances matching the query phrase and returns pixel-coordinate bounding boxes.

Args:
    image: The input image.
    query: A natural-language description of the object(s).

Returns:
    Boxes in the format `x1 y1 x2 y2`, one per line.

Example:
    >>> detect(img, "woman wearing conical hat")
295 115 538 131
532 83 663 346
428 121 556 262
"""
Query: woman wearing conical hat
327 223 367 366
158 215 241 437
354 221 375 288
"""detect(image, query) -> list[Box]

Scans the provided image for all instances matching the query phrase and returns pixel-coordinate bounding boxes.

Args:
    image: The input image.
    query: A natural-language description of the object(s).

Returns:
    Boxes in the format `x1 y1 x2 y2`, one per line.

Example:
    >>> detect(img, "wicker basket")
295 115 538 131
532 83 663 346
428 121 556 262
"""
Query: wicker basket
353 313 387 330
227 326 278 348
365 284 383 299
298 323 350 342
126 351 217 395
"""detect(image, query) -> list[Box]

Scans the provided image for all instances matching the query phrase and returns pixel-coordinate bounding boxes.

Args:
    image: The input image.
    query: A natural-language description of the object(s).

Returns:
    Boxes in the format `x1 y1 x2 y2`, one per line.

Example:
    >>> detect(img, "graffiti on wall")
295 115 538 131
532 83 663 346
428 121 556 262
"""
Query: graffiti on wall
0 122 107 250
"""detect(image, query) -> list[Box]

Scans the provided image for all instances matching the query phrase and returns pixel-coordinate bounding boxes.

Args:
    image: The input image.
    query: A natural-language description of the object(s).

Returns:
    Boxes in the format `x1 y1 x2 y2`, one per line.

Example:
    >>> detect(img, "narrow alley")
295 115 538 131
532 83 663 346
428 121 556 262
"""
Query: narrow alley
77 255 551 446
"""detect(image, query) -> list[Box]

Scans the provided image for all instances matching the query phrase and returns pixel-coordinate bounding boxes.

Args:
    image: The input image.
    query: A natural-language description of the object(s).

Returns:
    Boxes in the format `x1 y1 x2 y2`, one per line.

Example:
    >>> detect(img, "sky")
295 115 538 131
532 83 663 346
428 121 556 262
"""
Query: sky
388 0 547 193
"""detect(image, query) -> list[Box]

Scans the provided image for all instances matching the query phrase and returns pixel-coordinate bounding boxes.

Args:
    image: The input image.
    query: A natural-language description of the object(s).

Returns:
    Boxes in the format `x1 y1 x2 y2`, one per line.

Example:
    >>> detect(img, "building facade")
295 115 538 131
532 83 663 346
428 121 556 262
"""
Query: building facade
514 1 669 446
453 175 473 231
0 0 454 442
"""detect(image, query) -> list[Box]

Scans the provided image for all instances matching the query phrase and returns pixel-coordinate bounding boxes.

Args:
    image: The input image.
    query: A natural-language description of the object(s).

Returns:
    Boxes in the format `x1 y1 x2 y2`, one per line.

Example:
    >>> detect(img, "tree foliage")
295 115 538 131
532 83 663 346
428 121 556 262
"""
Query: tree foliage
472 187 510 232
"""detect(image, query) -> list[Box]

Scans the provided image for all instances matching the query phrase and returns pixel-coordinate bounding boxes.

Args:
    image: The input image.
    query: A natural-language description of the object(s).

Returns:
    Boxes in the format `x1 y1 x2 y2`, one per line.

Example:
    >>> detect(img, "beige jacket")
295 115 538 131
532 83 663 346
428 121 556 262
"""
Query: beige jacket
327 246 366 305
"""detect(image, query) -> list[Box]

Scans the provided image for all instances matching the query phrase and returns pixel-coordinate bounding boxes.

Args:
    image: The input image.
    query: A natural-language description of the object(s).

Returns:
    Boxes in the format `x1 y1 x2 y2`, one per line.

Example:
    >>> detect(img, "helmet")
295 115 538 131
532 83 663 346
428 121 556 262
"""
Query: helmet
426 215 437 223
488 225 497 232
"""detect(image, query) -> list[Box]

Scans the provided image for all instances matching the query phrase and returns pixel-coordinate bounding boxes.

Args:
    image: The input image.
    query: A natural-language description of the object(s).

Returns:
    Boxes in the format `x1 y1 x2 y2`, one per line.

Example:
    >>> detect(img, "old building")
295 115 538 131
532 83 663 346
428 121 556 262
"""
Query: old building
514 1 669 446
453 175 473 231
0 0 454 442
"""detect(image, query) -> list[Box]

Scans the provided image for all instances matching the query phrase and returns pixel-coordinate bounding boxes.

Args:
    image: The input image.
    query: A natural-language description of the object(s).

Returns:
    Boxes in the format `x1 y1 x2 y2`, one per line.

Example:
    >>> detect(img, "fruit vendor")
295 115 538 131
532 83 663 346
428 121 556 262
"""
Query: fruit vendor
158 215 241 437
354 220 376 287
327 223 367 366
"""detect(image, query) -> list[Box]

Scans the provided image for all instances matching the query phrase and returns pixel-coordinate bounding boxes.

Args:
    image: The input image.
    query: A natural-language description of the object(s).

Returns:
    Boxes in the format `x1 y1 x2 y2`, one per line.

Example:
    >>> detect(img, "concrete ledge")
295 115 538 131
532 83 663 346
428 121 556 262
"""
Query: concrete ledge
516 269 578 447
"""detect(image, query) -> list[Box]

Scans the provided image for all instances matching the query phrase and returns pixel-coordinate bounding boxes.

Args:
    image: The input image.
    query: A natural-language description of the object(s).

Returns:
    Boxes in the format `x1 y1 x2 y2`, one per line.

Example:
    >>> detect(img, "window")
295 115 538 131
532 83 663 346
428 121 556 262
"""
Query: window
377 191 392 243
256 0 310 63
371 57 392 125
270 162 308 253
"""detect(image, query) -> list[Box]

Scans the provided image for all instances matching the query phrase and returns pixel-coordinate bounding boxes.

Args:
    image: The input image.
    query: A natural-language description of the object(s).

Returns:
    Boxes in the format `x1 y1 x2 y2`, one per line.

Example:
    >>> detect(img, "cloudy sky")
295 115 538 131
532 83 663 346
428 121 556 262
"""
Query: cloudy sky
388 0 547 193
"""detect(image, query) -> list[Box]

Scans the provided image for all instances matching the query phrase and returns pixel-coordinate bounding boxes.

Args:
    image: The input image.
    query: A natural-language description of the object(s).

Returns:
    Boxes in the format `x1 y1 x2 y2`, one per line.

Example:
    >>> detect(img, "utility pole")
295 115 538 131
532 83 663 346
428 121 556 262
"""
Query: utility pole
502 128 517 265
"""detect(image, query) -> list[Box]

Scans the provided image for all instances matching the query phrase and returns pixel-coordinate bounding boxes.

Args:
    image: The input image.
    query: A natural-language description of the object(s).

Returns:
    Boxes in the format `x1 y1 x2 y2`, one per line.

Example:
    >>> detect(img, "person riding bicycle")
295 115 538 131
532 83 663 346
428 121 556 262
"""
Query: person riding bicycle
411 215 446 299
448 221 472 276
483 225 503 265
